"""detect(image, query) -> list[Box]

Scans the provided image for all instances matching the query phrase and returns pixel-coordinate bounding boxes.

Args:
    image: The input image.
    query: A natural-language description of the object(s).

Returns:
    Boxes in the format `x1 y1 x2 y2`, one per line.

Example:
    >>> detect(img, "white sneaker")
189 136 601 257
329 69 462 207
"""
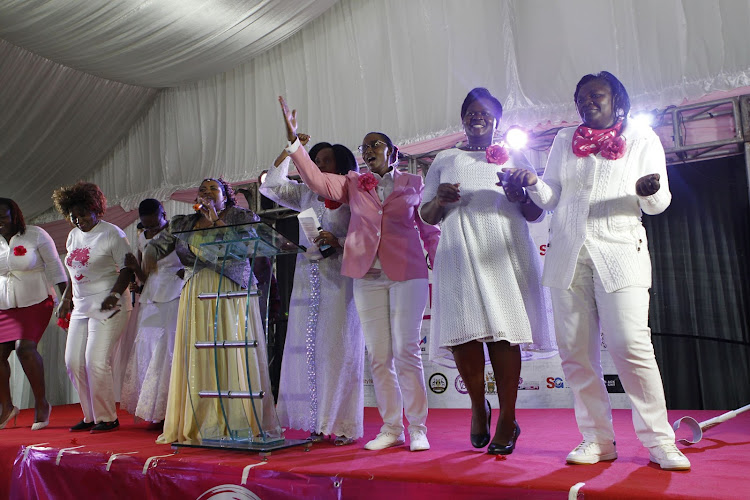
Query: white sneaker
566 439 617 464
409 430 430 451
648 443 691 470
364 432 405 450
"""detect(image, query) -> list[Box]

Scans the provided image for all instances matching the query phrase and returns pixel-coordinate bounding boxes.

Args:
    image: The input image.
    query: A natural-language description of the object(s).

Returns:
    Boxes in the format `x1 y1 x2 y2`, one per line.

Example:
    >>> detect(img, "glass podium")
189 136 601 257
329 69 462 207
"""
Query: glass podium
172 221 308 455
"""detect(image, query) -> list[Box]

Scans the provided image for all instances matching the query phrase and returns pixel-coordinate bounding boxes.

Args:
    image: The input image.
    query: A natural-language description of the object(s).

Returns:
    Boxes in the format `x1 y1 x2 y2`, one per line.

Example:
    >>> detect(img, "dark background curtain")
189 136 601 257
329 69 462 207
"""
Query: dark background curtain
645 154 750 410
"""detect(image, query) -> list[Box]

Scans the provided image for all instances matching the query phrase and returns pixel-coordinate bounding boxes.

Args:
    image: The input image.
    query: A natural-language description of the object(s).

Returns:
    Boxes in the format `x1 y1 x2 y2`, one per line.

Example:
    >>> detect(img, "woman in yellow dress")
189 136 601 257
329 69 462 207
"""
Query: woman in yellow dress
147 178 280 445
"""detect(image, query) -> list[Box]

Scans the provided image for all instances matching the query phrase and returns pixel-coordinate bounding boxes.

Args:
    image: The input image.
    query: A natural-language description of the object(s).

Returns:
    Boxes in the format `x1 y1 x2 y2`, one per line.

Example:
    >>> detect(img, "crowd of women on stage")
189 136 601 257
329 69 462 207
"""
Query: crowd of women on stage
0 70 691 470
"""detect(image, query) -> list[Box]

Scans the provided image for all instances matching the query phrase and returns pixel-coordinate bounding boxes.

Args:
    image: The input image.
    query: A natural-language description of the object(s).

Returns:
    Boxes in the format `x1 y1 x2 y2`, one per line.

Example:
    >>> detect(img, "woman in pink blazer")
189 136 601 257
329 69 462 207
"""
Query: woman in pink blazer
278 97 439 452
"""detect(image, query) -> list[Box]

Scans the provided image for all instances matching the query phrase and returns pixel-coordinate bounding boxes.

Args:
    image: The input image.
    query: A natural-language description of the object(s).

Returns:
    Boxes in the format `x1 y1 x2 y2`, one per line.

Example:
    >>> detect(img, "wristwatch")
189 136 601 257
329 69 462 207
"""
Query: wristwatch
109 292 121 299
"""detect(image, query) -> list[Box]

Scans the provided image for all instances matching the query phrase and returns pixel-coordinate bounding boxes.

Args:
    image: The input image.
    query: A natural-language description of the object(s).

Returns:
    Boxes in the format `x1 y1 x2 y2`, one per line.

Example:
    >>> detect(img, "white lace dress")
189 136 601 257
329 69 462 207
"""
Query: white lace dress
260 157 364 439
423 148 555 365
120 231 185 422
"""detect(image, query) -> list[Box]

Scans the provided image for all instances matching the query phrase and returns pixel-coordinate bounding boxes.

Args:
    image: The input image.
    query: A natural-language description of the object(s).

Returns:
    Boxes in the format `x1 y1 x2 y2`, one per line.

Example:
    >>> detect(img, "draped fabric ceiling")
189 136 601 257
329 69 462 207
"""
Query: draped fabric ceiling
2 0 750 223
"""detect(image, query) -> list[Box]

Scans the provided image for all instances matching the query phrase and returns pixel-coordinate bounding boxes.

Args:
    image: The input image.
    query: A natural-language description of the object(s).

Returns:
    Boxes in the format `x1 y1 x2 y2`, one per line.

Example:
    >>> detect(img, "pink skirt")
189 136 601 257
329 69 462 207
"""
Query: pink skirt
0 296 54 343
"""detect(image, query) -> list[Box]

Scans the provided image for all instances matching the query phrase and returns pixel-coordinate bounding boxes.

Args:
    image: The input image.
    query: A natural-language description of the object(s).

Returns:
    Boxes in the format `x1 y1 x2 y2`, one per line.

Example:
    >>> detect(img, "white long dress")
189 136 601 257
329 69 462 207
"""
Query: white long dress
259 157 364 439
423 148 556 365
120 231 185 422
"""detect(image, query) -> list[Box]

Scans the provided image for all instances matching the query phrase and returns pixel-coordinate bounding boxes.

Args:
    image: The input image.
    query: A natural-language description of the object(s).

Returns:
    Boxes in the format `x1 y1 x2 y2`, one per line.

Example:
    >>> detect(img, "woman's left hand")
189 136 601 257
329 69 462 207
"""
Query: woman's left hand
636 173 660 196
100 294 119 311
195 196 220 223
313 230 340 248
278 96 298 142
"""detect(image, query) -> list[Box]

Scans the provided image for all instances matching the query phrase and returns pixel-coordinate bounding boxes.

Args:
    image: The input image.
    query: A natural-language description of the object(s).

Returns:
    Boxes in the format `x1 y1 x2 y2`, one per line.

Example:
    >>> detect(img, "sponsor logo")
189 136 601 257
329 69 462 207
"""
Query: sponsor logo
546 376 567 389
518 377 540 390
454 375 468 394
604 374 625 393
429 373 448 394
363 378 374 387
197 485 262 500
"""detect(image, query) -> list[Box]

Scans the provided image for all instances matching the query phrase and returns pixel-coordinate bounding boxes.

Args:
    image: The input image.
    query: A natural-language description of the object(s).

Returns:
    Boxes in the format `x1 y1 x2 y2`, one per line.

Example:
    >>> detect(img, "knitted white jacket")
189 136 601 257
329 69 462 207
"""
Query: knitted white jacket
527 123 671 293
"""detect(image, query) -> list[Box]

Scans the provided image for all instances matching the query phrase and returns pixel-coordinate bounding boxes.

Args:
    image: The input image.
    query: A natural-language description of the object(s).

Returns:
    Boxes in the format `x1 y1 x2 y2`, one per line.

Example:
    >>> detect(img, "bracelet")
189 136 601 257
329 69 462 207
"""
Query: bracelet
520 190 531 205
109 292 121 299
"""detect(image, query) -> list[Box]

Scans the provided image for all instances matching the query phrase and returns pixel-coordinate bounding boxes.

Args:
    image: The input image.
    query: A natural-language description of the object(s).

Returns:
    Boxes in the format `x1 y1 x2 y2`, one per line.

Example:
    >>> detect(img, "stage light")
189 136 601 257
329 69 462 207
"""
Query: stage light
258 170 268 184
504 126 529 150
630 111 655 129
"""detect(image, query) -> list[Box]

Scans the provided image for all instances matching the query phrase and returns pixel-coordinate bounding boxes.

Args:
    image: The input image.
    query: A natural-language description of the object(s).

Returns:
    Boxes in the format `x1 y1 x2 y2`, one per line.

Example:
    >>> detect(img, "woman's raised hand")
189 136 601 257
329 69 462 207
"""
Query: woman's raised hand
278 96 298 142
436 183 461 206
635 173 660 196
499 168 538 188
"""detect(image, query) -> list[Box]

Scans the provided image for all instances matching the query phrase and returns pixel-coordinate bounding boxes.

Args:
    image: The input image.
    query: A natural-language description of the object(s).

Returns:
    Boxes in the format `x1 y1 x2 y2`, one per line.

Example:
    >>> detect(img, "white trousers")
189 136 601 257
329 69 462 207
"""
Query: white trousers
66 310 130 423
353 274 429 435
550 246 675 448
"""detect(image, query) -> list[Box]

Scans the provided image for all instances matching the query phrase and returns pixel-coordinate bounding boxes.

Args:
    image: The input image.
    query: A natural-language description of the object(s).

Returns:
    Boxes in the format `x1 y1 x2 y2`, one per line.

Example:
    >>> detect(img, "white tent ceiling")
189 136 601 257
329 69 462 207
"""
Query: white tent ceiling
2 0 750 219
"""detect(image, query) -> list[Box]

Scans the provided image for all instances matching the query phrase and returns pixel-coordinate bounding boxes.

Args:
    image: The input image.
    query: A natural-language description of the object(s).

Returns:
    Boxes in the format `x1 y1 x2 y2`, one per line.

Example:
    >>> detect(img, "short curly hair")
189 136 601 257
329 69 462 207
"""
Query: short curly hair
52 181 107 220
202 177 237 208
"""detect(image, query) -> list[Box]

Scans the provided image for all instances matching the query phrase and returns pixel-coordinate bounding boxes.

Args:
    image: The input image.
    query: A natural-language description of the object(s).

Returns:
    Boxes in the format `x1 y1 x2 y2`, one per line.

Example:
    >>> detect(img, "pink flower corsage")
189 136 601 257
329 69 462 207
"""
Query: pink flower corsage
600 136 626 160
13 246 27 256
358 172 379 192
486 143 510 165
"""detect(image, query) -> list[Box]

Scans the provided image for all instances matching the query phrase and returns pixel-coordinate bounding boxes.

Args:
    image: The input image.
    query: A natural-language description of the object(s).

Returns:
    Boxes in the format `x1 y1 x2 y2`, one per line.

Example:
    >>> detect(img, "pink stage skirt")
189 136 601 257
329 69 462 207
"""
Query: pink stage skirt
0 296 55 343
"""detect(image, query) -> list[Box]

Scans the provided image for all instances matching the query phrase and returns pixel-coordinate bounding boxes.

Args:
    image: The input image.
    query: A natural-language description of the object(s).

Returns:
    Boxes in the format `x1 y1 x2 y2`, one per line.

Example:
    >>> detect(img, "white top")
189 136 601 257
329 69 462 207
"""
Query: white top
423 148 555 362
0 225 67 309
137 231 185 303
527 124 671 292
64 220 132 319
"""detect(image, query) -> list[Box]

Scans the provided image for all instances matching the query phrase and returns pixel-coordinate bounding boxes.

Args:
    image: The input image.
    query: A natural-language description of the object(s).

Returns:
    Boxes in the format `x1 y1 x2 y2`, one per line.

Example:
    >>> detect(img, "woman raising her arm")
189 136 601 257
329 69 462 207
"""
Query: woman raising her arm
278 96 439 452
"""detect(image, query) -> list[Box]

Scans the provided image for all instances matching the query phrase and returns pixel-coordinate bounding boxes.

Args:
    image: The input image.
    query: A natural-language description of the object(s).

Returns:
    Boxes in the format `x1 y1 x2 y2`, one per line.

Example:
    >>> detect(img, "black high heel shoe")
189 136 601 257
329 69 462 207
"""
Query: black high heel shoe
487 420 520 455
470 399 491 448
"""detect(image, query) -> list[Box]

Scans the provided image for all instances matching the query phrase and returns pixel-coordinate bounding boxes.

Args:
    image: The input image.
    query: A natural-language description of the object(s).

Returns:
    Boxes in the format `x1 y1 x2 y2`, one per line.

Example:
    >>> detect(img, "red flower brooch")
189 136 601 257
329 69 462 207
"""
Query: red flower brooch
358 172 379 192
599 136 626 160
57 313 71 330
486 144 510 165
13 246 27 256
324 199 343 210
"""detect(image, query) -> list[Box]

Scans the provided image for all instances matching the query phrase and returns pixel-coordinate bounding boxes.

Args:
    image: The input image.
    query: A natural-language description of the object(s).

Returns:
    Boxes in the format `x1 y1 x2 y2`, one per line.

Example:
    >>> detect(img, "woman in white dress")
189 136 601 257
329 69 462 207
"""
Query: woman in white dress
259 136 364 445
421 88 553 455
121 199 184 425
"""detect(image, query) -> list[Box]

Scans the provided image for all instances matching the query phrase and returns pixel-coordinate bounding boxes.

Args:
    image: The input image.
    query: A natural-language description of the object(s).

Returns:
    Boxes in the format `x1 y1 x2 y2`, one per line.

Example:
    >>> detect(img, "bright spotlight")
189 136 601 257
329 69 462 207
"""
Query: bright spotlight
504 126 529 150
630 111 655 129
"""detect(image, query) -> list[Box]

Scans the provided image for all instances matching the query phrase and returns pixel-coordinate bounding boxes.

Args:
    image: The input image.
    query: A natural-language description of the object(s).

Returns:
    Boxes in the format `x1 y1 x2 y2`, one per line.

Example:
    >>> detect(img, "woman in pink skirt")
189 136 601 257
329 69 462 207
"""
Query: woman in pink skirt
0 197 68 430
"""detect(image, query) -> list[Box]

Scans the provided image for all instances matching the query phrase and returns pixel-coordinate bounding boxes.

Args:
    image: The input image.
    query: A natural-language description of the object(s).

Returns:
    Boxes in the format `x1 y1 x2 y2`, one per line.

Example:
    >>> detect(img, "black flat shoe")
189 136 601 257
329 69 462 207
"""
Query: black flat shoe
90 419 119 433
488 420 520 456
69 420 95 432
470 399 491 448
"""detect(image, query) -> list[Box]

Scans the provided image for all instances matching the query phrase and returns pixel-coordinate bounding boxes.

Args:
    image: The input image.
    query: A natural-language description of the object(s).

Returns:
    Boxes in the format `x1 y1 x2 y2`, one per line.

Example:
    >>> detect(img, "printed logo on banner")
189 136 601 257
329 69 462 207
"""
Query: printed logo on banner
518 377 540 390
429 373 448 394
420 335 427 353
363 377 374 388
454 375 468 394
197 485 262 500
546 376 567 389
604 374 625 393
484 372 497 395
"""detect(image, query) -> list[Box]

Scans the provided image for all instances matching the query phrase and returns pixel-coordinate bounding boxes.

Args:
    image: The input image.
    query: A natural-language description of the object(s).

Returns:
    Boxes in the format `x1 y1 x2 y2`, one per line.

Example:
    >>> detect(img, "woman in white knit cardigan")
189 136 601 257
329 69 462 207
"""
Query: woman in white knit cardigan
502 71 690 471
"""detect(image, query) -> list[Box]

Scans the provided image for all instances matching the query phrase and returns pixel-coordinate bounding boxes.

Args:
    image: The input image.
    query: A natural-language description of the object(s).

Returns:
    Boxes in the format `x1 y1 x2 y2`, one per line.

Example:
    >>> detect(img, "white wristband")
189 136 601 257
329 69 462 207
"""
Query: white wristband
285 137 301 154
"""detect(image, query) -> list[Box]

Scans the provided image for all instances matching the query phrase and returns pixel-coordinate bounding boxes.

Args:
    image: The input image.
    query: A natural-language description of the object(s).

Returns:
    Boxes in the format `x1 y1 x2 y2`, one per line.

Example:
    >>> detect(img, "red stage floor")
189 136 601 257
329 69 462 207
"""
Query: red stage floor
1 405 747 499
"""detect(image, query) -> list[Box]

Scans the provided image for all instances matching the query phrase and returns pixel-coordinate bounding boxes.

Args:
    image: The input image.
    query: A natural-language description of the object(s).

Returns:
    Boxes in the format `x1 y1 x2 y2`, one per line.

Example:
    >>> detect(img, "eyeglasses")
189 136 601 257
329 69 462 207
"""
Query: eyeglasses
465 111 495 119
357 140 387 154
